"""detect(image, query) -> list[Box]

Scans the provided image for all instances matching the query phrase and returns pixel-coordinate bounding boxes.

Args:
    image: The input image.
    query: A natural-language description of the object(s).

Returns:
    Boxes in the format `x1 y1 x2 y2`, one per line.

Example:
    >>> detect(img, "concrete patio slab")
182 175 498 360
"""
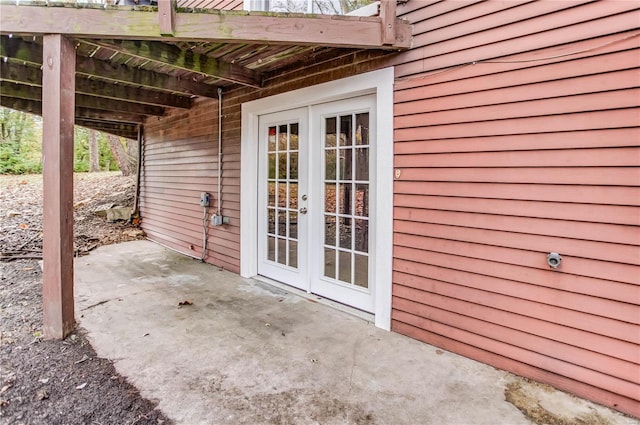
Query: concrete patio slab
74 241 637 425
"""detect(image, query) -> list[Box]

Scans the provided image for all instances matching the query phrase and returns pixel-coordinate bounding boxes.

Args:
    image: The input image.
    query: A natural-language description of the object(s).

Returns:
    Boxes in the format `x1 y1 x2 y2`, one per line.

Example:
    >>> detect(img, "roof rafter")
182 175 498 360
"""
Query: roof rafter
82 39 261 88
0 36 219 98
0 61 193 109
0 81 166 116
0 4 411 50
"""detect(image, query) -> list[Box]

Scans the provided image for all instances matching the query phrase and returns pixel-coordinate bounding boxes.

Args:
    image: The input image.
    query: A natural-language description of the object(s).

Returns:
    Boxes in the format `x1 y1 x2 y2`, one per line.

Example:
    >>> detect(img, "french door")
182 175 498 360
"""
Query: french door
257 96 375 312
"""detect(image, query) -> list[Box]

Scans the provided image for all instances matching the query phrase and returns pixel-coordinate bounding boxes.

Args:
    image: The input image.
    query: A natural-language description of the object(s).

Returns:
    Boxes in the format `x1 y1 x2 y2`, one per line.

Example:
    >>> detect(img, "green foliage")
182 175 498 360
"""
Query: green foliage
0 108 42 174
0 107 119 174
73 127 119 172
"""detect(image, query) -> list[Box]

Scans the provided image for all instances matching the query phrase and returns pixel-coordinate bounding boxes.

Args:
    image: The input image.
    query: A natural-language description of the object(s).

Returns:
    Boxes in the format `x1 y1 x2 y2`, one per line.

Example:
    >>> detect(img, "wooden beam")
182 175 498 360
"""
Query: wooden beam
158 0 176 37
75 119 138 135
0 61 193 109
380 0 397 46
0 81 166 116
0 4 412 50
42 34 75 340
0 94 145 124
82 39 261 87
0 36 219 98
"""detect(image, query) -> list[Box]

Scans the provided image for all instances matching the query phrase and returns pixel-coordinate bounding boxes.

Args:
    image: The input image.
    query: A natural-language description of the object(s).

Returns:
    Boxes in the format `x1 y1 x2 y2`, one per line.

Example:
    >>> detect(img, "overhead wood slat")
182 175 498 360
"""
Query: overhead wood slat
81 39 261 87
0 62 193 109
0 36 220 97
0 82 166 116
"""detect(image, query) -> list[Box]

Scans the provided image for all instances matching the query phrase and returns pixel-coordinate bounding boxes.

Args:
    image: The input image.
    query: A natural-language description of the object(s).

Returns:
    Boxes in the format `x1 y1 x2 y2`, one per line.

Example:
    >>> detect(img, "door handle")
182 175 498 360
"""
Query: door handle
299 207 308 214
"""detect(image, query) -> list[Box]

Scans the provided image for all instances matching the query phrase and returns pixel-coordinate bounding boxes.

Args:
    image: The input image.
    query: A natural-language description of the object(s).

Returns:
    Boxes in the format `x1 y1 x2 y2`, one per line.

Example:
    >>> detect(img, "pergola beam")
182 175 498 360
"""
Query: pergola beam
0 62 193 109
82 39 261 87
0 81 166 116
0 4 411 50
0 36 219 98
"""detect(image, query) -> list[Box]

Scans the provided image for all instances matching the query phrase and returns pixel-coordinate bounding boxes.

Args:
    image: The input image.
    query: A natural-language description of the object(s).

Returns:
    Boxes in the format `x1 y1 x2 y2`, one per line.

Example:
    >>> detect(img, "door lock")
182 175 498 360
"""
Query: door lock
299 207 308 214
301 194 308 201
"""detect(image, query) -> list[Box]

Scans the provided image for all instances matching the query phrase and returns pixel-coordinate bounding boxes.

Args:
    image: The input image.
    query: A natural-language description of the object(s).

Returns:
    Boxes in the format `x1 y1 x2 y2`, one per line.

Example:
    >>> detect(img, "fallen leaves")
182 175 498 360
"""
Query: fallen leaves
177 300 193 306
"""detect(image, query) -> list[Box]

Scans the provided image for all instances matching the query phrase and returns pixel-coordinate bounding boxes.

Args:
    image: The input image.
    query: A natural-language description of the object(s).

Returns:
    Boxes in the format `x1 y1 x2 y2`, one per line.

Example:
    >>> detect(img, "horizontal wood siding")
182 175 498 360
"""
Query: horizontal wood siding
140 99 242 272
140 51 389 272
393 0 640 417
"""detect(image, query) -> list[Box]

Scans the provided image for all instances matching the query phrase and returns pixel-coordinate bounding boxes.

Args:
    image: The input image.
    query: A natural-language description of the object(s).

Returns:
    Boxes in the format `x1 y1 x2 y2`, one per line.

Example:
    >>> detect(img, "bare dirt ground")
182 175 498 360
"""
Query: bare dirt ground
0 172 172 425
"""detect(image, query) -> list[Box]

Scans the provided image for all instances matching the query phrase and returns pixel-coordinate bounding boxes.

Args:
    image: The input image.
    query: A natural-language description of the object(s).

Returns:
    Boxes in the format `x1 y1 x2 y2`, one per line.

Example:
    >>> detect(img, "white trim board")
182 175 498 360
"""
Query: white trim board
241 67 394 331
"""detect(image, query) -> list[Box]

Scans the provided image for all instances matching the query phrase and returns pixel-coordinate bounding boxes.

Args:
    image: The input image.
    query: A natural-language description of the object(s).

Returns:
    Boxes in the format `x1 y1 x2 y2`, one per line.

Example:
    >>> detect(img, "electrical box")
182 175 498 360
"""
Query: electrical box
199 192 210 207
211 214 223 226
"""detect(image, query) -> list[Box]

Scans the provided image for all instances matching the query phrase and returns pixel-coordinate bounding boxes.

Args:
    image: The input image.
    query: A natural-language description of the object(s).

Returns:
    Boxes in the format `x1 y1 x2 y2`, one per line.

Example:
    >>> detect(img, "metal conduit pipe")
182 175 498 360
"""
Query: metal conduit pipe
217 87 223 217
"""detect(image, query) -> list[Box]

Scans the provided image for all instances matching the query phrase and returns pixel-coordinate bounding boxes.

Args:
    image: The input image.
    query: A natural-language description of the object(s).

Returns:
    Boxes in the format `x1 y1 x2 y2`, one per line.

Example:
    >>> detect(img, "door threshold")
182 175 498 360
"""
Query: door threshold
253 275 375 324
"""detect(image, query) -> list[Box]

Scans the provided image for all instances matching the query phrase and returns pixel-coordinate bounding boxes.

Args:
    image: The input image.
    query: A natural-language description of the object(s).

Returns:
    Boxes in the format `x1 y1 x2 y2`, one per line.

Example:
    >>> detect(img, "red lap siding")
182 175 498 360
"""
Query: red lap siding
392 0 640 417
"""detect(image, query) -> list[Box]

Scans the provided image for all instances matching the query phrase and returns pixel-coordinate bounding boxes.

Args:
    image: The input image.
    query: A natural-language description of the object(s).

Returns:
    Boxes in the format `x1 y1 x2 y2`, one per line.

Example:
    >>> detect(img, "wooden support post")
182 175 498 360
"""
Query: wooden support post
380 0 396 46
42 34 76 339
158 0 176 37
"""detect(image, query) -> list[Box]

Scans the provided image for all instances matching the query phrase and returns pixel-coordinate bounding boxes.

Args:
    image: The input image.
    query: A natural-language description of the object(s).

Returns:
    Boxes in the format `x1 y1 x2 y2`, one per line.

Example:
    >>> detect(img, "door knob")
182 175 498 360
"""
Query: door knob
299 207 308 214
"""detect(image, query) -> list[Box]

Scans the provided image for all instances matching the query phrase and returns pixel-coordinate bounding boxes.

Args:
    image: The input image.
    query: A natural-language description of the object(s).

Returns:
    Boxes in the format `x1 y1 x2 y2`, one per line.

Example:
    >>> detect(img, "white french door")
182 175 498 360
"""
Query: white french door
257 96 376 312
257 108 308 290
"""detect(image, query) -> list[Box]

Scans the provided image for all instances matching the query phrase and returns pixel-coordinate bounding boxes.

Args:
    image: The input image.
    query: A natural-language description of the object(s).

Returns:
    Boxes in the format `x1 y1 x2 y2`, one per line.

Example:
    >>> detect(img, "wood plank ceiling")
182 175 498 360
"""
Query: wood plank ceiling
0 1 408 139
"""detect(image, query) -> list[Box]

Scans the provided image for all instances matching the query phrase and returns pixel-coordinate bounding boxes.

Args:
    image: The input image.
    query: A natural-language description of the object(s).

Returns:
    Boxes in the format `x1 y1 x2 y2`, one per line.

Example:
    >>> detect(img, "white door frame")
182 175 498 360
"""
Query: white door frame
241 67 394 331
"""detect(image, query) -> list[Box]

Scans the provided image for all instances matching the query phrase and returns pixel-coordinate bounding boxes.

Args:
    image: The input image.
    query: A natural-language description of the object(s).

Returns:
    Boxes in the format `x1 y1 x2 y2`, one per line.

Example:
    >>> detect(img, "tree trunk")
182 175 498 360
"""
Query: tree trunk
88 130 100 172
106 134 135 176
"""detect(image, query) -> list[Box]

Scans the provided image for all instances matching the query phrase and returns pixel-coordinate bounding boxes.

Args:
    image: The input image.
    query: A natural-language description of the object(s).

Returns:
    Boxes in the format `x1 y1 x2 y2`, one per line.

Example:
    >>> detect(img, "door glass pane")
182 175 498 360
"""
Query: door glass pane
277 238 286 265
289 241 298 268
325 117 337 147
340 115 352 146
354 218 368 253
268 181 276 206
324 248 336 279
325 184 336 213
290 123 299 149
278 125 287 150
339 148 352 180
354 254 368 288
289 212 298 239
268 126 276 151
268 208 275 234
288 182 298 210
355 148 368 181
339 217 351 250
277 183 287 207
277 211 286 236
355 184 368 217
325 150 336 180
289 152 298 179
338 250 351 283
268 154 276 179
355 113 369 146
278 153 287 179
324 215 336 246
338 183 352 215
267 236 275 261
